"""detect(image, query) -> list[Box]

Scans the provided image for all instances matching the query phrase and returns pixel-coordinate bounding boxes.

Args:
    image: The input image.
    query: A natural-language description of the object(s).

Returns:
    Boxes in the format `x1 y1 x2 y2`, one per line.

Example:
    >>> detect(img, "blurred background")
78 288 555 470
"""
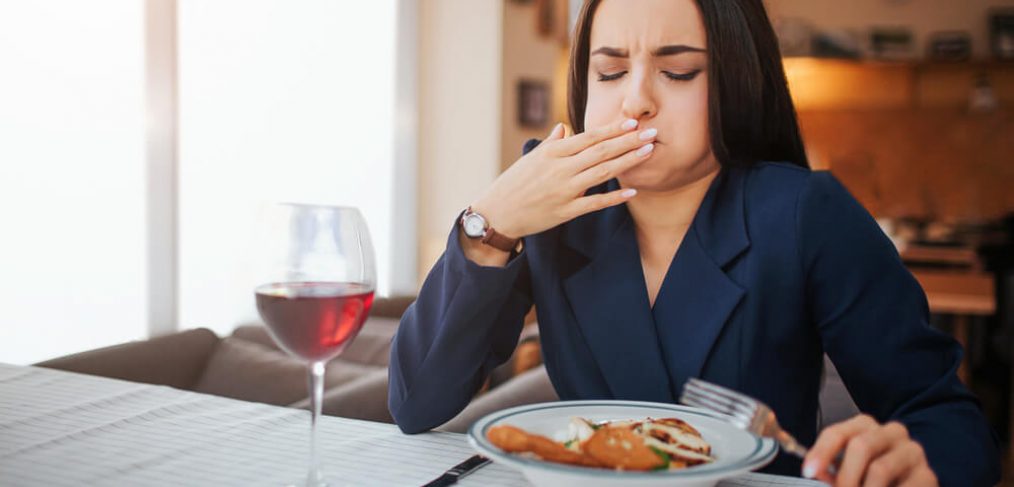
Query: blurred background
2 0 1014 476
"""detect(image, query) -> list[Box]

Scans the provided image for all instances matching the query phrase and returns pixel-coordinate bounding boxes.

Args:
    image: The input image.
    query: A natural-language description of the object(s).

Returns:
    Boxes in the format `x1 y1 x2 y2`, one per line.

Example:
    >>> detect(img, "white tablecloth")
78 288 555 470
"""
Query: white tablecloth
0 363 821 486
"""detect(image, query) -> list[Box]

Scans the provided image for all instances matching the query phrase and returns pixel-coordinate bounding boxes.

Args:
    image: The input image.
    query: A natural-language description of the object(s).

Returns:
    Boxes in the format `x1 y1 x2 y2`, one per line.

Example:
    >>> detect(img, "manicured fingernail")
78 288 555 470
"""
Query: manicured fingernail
636 143 654 156
621 119 638 130
621 189 637 198
638 128 657 140
802 462 817 479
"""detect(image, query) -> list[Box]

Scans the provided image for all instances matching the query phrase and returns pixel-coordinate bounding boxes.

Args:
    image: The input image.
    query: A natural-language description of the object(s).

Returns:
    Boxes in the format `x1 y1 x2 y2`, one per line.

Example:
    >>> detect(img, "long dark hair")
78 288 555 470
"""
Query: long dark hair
568 0 809 168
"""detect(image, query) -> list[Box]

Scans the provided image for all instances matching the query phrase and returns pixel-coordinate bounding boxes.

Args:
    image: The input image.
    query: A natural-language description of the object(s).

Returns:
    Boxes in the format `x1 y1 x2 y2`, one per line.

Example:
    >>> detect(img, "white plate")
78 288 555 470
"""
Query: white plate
468 400 778 487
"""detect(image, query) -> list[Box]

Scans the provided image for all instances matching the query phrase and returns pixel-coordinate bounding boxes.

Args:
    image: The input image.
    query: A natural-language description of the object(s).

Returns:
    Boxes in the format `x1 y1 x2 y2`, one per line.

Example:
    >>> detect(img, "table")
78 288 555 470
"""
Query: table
0 363 521 486
0 364 819 486
910 269 996 383
901 245 982 270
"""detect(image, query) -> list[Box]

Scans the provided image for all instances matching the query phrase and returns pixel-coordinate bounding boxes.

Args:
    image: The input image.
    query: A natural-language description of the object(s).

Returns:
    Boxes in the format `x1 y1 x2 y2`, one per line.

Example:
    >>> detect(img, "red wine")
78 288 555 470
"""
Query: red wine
255 282 375 362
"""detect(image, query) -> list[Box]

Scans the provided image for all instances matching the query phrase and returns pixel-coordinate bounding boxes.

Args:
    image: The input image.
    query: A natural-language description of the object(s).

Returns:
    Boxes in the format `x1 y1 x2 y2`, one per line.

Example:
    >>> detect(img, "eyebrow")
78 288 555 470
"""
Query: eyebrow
591 45 706 58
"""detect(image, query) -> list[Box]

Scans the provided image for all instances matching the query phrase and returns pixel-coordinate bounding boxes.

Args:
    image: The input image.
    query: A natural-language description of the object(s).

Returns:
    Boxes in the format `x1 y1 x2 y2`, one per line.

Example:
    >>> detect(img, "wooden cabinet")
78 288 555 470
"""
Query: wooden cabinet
783 58 1014 222
783 57 1014 110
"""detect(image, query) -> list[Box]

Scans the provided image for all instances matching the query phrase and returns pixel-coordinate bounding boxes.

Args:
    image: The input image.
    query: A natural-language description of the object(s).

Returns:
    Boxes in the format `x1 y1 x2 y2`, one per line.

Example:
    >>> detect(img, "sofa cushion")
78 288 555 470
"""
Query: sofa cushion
289 367 393 424
438 364 559 433
369 296 415 319
818 355 860 429
35 328 220 390
230 317 398 367
193 337 383 406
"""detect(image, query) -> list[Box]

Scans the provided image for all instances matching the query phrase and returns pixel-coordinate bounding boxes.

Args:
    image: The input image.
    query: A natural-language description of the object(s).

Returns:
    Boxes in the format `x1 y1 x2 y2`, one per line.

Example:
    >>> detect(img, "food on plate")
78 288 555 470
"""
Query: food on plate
486 417 715 471
487 425 603 467
582 423 665 470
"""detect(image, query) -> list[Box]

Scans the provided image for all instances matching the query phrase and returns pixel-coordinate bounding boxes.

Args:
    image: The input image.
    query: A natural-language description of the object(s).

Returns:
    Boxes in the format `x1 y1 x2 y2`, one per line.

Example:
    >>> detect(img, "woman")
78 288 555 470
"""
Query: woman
388 0 1000 485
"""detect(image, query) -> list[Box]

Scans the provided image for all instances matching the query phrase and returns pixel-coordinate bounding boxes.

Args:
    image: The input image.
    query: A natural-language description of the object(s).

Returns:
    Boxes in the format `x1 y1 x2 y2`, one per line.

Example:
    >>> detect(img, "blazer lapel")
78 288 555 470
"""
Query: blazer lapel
557 169 751 401
652 168 750 392
561 197 675 402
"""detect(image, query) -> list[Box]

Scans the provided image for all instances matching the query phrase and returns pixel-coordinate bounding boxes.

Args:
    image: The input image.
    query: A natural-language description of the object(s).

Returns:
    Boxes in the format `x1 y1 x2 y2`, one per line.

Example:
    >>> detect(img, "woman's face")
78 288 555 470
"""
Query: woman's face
584 0 717 192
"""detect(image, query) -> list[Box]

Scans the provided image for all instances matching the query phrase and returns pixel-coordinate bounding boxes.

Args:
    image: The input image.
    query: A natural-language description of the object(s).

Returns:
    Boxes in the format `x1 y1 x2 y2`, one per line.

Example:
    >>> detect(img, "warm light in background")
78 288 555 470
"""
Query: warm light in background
782 57 914 111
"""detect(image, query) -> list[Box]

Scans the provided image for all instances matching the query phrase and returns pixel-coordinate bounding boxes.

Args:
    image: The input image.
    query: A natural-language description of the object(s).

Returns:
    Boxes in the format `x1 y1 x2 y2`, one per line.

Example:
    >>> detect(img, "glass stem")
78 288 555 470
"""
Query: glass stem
306 361 326 487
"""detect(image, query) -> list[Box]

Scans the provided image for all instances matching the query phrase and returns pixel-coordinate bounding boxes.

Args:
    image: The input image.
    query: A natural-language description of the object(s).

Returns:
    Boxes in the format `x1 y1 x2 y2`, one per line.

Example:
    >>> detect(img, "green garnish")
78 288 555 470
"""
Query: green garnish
649 446 671 471
563 440 576 448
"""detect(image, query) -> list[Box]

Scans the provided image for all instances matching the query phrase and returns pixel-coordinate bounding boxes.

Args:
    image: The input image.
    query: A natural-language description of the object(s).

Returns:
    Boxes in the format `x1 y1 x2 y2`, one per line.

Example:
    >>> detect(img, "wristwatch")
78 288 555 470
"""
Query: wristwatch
460 207 521 253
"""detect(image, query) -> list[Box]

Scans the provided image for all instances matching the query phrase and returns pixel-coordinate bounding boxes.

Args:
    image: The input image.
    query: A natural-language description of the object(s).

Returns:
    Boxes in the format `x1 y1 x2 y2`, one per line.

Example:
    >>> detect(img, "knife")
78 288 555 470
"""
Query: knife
421 454 491 487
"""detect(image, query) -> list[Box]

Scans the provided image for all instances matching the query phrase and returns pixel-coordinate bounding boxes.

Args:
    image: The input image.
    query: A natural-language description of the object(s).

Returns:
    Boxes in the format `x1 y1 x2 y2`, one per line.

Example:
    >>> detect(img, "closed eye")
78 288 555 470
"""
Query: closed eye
597 71 627 82
663 70 701 81
596 70 702 82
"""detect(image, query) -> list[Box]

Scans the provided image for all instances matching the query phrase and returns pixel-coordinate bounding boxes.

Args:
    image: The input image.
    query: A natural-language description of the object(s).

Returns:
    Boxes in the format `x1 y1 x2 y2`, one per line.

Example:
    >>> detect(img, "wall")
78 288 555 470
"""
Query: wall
799 108 1014 222
416 0 504 283
783 59 1014 221
501 0 569 171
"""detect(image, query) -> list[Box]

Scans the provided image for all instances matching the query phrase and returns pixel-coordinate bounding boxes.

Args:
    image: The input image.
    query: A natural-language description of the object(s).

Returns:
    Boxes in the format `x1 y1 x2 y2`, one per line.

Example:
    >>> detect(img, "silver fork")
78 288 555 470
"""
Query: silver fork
679 378 818 465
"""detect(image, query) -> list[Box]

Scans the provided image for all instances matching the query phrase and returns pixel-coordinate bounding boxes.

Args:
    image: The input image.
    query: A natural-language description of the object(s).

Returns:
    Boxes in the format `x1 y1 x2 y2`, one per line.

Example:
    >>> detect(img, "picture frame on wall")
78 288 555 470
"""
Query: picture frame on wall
990 8 1014 60
518 79 550 128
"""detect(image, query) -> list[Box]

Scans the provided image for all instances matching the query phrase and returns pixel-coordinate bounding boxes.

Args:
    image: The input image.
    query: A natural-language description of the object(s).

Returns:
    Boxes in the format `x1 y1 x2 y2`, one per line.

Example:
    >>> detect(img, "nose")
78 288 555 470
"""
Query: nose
620 69 658 121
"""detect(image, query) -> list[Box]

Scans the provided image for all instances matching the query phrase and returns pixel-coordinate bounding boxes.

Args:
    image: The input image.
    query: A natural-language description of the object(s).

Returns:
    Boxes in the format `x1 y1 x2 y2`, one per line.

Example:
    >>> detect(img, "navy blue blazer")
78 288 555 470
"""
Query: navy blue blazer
388 156 1000 485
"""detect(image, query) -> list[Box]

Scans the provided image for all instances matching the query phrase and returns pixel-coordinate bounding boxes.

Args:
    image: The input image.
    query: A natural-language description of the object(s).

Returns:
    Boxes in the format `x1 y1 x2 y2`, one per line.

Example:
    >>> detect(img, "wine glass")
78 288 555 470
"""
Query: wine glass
254 204 376 487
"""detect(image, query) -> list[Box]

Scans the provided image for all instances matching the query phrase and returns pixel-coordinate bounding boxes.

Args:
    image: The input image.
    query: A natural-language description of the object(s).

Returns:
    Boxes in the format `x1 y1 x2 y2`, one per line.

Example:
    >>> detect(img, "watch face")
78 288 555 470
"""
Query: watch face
463 214 486 237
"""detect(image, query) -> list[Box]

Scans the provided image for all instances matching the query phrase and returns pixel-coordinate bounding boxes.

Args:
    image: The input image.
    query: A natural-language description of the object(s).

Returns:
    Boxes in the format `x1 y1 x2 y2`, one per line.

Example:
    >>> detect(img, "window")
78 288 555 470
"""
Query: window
178 0 415 336
0 1 148 364
0 0 416 362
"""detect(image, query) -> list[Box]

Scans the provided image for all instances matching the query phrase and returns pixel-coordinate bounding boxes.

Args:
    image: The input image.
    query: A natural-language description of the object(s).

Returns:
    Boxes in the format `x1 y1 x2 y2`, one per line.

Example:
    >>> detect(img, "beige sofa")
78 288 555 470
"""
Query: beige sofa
34 297 556 431
36 297 858 433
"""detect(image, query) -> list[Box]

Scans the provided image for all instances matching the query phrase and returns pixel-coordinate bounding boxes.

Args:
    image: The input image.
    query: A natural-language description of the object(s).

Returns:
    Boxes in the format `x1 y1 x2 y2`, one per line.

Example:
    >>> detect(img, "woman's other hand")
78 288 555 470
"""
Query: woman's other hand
804 414 938 487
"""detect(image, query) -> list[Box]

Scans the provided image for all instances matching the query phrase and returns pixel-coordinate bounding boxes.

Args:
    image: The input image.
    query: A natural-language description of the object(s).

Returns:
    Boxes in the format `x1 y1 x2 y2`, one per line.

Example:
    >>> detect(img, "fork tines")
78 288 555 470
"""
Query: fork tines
680 378 816 462
679 378 761 427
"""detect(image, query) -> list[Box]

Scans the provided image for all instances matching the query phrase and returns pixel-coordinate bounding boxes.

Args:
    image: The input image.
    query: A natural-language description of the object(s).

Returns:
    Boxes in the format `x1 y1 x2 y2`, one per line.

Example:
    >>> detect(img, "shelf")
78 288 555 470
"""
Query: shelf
783 57 1014 70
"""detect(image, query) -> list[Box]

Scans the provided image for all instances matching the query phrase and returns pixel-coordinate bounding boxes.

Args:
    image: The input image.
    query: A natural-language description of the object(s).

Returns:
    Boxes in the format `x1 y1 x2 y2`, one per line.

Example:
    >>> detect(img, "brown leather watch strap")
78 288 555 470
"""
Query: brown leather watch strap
481 227 520 253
